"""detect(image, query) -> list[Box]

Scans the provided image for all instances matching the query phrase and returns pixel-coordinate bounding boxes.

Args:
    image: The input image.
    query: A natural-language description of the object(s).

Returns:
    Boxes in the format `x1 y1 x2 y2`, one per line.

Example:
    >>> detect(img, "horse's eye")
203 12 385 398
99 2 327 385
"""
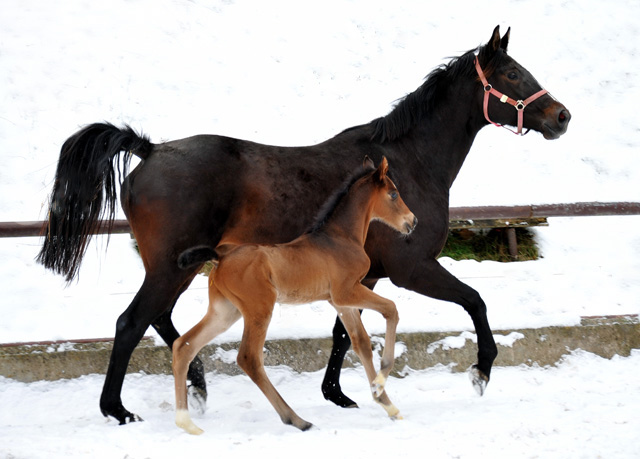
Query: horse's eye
507 72 518 81
389 191 398 201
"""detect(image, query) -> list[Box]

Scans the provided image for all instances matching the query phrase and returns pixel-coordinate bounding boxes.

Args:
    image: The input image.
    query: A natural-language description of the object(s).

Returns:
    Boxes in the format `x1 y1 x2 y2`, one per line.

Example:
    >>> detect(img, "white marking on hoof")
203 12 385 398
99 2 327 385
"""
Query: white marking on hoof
376 400 401 419
188 385 207 415
469 366 489 396
176 409 204 435
371 372 387 398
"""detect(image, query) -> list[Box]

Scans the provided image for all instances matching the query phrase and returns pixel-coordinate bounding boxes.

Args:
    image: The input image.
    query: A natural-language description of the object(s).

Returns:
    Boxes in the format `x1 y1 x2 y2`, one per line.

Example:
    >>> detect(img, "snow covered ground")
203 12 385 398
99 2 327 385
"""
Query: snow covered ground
2 351 640 459
1 0 639 457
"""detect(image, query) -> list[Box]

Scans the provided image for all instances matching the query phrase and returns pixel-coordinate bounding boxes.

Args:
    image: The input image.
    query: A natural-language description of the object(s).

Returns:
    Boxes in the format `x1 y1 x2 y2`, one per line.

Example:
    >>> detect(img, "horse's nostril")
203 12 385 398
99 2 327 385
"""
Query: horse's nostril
558 109 571 124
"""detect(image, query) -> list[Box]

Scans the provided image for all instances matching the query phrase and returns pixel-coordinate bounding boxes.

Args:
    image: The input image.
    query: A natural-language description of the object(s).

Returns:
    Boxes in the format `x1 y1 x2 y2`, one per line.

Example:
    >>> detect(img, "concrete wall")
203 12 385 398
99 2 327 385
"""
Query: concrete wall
1 315 638 383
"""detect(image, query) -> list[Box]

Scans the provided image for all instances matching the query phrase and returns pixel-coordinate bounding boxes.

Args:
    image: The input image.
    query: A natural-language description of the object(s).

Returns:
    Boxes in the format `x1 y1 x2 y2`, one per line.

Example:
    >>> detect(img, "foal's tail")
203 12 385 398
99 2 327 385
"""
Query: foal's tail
37 123 154 282
177 246 219 270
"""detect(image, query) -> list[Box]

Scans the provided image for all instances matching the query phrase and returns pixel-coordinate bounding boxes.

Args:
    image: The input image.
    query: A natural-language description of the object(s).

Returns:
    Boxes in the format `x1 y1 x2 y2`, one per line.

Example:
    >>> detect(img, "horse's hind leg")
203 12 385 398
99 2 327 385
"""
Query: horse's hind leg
173 289 241 435
100 270 193 424
236 301 313 431
322 279 378 408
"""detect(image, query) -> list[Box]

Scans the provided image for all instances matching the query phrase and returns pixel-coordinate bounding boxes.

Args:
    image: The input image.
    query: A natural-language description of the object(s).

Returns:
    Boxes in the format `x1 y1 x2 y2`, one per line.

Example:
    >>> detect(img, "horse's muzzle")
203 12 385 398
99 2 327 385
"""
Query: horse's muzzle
542 105 571 140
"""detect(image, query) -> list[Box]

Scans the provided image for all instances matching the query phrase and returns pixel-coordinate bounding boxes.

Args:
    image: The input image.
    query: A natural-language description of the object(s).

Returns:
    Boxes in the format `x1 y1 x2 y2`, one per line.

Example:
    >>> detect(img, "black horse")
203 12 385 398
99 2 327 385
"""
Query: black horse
38 26 570 424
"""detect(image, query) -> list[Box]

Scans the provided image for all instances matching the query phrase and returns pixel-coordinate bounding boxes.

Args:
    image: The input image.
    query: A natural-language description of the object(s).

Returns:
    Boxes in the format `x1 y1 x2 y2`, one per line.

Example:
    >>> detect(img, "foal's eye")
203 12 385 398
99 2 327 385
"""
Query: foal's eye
389 191 398 201
507 71 518 81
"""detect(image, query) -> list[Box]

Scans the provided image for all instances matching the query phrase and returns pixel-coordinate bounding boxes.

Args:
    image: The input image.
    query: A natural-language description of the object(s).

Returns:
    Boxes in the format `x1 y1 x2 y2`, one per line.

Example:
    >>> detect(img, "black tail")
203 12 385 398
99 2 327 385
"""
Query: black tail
36 123 153 282
177 246 218 270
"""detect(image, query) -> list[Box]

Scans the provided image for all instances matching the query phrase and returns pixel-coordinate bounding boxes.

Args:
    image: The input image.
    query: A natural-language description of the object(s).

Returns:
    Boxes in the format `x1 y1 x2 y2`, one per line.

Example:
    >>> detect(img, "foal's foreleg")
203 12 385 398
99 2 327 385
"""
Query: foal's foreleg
173 295 241 435
333 305 400 419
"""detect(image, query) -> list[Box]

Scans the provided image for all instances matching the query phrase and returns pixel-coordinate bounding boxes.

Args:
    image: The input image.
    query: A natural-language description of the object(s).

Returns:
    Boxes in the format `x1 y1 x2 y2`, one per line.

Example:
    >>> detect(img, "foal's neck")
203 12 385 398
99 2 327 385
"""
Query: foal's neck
322 182 375 246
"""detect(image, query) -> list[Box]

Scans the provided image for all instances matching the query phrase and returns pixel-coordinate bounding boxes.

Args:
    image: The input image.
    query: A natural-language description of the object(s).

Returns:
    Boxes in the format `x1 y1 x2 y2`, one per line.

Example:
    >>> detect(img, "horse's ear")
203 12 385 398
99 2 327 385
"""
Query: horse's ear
488 25 501 52
500 27 511 52
375 156 389 182
363 155 375 170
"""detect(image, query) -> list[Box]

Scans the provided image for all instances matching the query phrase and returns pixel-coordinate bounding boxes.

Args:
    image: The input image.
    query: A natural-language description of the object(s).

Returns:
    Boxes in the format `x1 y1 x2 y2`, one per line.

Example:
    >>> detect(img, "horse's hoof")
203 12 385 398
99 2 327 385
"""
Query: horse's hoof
188 384 208 415
102 405 144 425
321 385 359 409
469 365 489 396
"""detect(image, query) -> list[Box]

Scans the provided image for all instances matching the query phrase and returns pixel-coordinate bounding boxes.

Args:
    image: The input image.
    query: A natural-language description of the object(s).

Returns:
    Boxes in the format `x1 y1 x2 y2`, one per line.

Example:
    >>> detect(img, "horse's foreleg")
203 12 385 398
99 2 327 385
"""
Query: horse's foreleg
393 259 498 395
173 293 241 435
236 304 313 431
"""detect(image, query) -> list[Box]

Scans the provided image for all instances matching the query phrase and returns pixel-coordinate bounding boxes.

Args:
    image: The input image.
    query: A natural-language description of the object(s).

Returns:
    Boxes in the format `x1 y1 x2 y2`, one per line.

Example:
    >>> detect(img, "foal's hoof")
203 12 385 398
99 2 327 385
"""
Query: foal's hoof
188 385 208 415
299 421 315 432
469 365 489 396
176 409 204 435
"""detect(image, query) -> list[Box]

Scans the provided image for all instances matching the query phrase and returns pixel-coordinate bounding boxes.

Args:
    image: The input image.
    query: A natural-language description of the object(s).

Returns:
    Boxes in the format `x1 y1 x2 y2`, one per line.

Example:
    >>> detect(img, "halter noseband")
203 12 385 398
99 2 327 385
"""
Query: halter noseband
474 56 548 135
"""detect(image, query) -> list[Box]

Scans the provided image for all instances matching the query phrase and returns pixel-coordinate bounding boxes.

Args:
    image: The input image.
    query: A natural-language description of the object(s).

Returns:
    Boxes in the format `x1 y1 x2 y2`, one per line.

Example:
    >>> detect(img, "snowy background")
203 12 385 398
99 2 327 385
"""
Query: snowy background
1 0 639 457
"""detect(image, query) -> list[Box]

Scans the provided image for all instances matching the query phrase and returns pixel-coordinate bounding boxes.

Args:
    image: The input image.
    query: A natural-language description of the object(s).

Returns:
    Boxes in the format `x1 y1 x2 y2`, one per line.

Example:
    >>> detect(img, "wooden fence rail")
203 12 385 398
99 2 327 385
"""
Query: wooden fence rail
2 201 640 238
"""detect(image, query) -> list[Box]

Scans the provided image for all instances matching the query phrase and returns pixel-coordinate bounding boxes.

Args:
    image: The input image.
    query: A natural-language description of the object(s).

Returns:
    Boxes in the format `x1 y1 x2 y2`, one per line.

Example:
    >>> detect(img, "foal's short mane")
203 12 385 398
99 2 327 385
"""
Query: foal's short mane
305 164 375 234
369 44 507 143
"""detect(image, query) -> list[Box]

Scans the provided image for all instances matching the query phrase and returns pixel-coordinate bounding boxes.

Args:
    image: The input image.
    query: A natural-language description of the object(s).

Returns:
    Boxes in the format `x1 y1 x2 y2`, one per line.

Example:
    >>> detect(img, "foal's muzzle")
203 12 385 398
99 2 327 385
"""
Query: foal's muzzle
404 216 418 234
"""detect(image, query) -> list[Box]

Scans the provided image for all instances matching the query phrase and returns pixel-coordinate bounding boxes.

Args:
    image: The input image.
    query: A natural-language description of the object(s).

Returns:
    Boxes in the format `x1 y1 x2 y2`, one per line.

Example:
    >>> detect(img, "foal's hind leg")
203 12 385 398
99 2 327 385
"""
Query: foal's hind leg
236 301 313 431
173 290 242 435
152 292 207 413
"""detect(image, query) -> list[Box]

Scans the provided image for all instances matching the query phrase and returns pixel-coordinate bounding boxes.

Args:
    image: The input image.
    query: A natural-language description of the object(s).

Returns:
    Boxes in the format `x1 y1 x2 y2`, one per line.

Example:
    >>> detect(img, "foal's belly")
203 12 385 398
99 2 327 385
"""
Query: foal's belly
275 283 331 305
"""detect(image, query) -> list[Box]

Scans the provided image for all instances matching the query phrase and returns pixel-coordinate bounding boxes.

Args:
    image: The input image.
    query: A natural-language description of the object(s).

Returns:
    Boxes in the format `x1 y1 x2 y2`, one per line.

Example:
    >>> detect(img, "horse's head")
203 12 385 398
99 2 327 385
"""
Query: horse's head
475 26 571 139
369 157 417 235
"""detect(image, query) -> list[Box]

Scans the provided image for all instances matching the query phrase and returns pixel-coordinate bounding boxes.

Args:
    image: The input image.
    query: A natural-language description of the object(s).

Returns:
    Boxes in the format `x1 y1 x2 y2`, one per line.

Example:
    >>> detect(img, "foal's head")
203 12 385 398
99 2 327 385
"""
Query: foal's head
368 157 417 235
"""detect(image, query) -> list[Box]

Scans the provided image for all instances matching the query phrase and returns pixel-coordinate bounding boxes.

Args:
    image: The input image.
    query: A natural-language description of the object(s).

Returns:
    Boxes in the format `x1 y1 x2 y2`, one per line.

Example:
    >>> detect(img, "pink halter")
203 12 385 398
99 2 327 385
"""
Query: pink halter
474 56 548 135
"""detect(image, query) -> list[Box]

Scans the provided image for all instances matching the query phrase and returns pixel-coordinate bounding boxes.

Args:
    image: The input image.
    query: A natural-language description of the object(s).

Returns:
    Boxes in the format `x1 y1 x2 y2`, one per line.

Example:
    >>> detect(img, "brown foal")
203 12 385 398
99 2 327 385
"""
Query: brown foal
172 157 417 434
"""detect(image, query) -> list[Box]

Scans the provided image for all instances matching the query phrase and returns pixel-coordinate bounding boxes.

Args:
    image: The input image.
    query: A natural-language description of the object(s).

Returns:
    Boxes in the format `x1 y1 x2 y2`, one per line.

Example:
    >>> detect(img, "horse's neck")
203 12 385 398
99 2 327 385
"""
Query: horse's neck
390 79 485 190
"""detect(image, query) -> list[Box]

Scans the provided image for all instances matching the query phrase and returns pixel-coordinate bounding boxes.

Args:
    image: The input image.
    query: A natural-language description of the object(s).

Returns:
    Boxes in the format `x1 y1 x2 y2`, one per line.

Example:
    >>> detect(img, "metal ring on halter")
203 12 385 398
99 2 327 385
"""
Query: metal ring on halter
515 100 525 110
484 84 492 92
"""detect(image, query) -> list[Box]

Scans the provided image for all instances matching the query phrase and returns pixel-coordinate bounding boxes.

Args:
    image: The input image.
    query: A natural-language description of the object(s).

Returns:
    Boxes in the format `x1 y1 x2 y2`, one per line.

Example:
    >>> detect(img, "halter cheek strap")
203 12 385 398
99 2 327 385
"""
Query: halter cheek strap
474 56 548 135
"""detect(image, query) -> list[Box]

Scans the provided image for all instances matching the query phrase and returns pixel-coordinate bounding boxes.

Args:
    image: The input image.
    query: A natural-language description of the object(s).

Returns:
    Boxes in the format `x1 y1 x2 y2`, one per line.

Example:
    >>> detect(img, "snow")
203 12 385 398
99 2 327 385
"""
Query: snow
1 0 640 457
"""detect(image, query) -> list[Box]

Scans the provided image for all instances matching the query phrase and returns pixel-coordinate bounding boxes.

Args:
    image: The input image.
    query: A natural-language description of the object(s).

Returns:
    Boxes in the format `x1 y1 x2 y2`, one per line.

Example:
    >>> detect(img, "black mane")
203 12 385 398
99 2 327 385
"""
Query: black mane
305 163 374 234
370 44 505 143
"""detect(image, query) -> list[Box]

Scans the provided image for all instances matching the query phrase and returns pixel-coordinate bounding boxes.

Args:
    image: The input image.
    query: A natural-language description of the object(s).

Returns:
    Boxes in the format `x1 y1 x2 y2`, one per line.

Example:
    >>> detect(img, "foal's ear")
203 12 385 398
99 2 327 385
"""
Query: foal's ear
363 155 375 170
375 156 389 182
